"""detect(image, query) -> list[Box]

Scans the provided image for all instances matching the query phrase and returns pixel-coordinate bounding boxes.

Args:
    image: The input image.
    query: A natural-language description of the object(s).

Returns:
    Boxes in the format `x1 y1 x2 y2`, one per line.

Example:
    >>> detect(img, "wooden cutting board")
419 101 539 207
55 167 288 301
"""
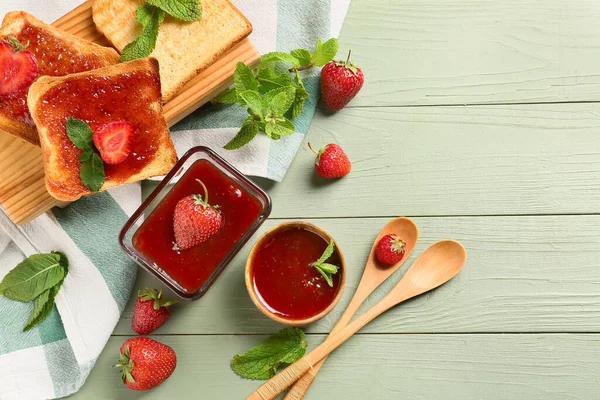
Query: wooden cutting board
0 0 259 225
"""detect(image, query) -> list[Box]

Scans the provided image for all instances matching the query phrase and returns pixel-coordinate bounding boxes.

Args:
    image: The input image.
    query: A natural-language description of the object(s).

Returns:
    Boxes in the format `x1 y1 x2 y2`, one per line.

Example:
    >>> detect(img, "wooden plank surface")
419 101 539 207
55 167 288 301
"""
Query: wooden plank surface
342 0 600 107
256 103 600 218
71 334 600 399
112 216 600 335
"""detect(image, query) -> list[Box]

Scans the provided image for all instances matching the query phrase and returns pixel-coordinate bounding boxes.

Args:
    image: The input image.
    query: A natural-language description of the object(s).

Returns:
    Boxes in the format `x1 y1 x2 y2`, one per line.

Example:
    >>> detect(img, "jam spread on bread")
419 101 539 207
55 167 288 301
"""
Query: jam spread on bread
0 23 108 125
36 70 164 199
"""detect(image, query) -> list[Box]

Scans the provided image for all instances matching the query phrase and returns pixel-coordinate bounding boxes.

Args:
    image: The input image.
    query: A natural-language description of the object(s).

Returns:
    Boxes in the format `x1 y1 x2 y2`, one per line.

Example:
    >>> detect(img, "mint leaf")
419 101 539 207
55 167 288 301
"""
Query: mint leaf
66 117 93 152
291 72 309 119
80 152 105 192
215 87 238 104
311 38 339 67
266 88 295 117
120 5 165 62
260 51 300 66
234 62 259 94
230 327 308 380
261 86 295 112
146 0 201 21
290 48 312 66
265 118 294 139
256 66 293 94
224 116 259 150
0 253 67 302
23 286 58 332
239 90 264 118
310 240 339 287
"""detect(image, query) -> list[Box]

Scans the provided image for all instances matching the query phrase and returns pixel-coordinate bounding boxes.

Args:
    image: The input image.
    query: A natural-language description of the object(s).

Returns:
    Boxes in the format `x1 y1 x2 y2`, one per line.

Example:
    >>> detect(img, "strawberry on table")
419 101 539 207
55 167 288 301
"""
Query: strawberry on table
308 142 351 179
115 337 177 391
132 288 176 335
173 179 222 250
375 234 407 265
92 121 135 164
0 36 37 96
320 50 364 111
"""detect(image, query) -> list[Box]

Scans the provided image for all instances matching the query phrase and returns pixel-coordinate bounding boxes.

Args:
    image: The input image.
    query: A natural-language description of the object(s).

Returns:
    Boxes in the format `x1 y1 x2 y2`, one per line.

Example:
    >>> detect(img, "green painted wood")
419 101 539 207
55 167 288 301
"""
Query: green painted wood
72 334 600 399
113 215 600 335
340 0 600 107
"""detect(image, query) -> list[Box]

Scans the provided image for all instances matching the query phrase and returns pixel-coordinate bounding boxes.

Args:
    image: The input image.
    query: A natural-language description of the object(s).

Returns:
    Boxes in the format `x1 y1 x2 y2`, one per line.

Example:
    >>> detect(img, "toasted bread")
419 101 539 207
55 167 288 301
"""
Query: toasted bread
0 11 119 146
92 0 252 102
28 58 177 201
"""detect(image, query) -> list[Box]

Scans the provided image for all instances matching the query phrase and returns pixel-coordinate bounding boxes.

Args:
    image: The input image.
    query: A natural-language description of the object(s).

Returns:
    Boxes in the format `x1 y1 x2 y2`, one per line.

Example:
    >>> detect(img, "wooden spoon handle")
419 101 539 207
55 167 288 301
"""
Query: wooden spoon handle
247 296 394 400
283 281 375 399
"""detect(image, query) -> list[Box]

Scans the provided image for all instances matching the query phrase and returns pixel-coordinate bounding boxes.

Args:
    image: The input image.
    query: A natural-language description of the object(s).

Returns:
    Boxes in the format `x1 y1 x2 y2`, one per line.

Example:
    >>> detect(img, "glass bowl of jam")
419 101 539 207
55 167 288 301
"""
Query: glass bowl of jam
120 146 272 300
246 221 346 326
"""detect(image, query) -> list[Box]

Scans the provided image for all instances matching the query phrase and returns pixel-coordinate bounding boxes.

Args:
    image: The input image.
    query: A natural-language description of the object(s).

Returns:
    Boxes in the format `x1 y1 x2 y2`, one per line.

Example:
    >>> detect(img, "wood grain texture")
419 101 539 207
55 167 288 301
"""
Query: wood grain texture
71 334 600 399
0 1 259 225
261 103 600 218
113 216 600 335
341 0 600 107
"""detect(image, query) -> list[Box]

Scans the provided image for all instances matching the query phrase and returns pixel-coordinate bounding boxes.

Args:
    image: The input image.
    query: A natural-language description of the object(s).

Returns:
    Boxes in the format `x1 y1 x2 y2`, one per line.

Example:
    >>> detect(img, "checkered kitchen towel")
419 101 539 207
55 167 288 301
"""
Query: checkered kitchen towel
0 0 350 398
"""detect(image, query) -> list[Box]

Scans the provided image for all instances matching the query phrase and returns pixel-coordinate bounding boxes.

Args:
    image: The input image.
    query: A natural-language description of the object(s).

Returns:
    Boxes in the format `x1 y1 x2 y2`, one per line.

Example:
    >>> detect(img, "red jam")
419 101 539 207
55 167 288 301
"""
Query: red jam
251 227 342 320
0 23 110 125
36 69 166 199
133 159 264 293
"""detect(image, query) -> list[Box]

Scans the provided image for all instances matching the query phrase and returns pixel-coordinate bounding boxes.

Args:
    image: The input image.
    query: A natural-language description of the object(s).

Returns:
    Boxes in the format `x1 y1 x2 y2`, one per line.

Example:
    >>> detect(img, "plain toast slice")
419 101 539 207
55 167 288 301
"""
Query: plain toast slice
28 58 178 201
0 11 119 145
92 0 252 102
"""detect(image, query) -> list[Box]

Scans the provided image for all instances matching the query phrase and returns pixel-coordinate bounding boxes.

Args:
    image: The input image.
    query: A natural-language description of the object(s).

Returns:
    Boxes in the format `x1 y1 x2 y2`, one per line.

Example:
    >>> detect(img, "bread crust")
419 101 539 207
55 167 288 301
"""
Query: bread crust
92 0 252 102
0 11 120 146
28 58 178 201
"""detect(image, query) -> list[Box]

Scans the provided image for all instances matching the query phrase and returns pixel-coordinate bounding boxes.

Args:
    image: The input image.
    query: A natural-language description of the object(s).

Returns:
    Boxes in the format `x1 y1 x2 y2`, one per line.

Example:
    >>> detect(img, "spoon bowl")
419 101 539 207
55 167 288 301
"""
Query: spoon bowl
247 239 467 400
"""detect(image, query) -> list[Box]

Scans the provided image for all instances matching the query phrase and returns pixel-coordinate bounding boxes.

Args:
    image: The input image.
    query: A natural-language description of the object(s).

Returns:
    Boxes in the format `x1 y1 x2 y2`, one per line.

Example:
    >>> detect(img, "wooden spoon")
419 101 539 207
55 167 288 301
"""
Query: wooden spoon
247 240 467 400
283 217 418 399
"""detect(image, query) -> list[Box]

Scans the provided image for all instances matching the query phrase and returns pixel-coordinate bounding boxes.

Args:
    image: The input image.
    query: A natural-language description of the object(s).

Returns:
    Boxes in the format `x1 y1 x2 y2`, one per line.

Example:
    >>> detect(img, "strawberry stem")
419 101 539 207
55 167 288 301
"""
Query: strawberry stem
308 142 319 155
195 179 209 205
345 50 352 67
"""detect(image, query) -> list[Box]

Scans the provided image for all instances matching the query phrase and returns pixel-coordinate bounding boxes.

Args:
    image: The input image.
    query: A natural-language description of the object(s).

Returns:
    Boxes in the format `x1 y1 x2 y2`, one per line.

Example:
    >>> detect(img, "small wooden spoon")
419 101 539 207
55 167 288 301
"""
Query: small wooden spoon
247 240 467 400
283 217 418 399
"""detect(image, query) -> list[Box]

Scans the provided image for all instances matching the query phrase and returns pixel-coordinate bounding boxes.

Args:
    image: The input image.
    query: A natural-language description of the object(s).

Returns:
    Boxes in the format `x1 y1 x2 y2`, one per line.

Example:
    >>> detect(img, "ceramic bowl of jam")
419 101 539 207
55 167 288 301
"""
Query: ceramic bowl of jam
246 221 346 326
120 146 271 300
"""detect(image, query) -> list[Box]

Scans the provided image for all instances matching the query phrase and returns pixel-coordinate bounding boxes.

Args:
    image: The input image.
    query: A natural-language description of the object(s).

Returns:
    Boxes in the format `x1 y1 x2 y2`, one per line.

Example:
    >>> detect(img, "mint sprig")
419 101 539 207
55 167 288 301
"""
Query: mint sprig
310 240 339 287
230 327 308 380
216 38 340 150
66 117 105 192
121 0 202 62
0 251 69 331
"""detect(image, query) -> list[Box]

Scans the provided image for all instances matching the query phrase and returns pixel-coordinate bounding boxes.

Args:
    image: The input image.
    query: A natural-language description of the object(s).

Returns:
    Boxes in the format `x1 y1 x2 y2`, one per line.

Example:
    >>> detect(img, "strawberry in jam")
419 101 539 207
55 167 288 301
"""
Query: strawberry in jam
0 36 37 96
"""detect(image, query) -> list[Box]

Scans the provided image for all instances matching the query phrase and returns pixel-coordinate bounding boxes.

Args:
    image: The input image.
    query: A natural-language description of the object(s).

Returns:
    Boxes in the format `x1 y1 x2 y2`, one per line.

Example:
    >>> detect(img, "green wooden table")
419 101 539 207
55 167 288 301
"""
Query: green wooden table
72 0 600 398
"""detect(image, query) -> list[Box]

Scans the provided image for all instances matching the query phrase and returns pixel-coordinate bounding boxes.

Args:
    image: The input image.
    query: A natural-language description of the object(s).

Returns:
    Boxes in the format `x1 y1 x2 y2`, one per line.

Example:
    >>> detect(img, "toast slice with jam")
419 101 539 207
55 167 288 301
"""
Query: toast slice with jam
92 0 252 102
0 11 120 146
28 58 178 201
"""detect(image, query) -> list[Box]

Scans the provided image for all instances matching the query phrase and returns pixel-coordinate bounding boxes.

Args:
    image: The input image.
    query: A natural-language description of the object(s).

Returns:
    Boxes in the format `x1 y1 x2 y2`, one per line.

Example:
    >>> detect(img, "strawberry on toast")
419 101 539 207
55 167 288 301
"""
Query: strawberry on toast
0 11 119 145
27 58 177 201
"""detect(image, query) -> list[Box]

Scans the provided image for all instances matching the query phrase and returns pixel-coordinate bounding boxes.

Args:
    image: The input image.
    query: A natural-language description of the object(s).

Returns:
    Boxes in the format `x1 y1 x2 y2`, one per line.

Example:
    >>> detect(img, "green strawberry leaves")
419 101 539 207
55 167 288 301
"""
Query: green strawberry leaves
310 240 339 287
215 38 340 149
230 327 308 380
0 251 69 331
121 0 202 62
66 117 105 192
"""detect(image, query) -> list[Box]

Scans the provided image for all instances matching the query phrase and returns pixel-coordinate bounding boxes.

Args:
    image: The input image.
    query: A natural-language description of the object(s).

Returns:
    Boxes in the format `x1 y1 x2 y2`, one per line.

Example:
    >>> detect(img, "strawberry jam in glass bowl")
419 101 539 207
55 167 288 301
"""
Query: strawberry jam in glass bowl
246 222 346 326
120 147 271 300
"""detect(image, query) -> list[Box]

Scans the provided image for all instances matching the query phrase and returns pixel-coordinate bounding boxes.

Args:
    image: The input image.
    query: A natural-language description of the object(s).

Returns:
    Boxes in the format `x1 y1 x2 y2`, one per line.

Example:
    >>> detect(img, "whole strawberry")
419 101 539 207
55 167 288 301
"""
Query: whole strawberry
375 234 407 265
173 179 222 250
320 50 364 111
308 142 351 179
115 337 177 391
0 36 38 96
132 288 176 335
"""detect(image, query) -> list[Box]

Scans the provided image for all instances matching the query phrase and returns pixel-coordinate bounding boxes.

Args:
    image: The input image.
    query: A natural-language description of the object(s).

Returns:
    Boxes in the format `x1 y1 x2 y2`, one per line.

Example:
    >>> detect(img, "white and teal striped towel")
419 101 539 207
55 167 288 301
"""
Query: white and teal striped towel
0 0 350 398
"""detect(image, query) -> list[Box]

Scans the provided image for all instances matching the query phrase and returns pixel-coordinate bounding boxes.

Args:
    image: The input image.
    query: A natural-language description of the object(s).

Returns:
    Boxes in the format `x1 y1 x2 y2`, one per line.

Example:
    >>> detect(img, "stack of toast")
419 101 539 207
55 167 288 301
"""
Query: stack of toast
0 0 252 202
